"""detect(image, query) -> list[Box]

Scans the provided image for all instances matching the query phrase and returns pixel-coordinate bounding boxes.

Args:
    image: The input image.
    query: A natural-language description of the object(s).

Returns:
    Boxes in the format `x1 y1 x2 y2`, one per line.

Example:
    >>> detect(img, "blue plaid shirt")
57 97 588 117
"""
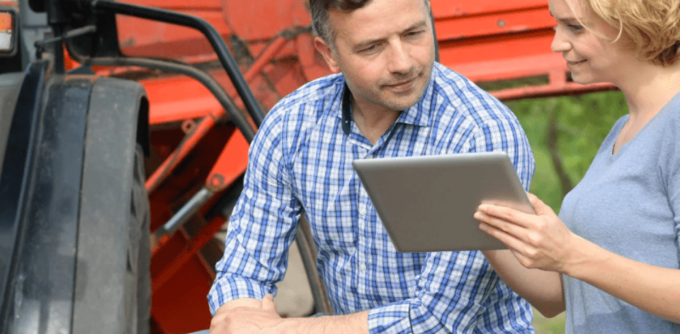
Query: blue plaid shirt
209 63 536 334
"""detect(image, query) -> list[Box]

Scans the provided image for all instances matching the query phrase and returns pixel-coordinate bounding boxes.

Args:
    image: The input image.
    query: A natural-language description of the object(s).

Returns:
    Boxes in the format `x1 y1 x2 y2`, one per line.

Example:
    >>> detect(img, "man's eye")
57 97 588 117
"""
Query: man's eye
362 44 379 53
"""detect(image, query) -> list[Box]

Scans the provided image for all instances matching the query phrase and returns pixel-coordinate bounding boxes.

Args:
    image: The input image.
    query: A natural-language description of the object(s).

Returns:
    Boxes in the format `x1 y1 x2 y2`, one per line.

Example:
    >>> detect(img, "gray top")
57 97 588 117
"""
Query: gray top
559 92 680 334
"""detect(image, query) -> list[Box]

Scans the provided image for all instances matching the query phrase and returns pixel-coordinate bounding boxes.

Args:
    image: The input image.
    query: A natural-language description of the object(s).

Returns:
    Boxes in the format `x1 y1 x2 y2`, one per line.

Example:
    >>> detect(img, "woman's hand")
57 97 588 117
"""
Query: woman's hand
474 193 582 274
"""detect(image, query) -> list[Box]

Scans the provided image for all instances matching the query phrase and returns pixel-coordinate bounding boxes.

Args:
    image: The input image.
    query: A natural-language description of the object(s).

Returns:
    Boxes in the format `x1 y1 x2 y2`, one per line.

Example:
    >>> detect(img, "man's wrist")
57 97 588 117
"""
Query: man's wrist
217 297 262 313
262 317 312 334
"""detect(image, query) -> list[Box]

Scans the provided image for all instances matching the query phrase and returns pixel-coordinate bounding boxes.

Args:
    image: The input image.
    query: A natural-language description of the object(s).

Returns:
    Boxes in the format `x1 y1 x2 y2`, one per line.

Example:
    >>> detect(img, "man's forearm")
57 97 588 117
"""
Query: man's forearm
211 297 369 334
276 310 369 334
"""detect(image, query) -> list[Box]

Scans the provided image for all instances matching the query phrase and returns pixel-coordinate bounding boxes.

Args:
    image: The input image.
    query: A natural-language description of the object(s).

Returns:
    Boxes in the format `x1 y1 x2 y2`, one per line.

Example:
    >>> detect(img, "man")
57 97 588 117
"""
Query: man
208 0 536 332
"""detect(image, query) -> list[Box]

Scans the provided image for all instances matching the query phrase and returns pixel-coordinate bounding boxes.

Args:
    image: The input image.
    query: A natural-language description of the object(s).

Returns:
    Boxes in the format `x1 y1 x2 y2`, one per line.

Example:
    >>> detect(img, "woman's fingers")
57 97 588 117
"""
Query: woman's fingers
476 213 547 269
475 211 525 239
478 222 528 253
477 203 535 229
476 211 531 244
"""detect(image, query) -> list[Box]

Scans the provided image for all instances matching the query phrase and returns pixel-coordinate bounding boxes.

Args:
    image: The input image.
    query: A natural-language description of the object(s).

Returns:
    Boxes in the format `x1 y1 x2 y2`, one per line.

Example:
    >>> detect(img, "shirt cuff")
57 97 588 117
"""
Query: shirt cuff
207 276 274 315
368 300 412 334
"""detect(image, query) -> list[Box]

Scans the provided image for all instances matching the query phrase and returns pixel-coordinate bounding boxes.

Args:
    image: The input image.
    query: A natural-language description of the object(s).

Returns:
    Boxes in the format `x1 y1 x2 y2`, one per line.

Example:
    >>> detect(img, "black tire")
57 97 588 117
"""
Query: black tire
71 77 152 334
131 144 151 334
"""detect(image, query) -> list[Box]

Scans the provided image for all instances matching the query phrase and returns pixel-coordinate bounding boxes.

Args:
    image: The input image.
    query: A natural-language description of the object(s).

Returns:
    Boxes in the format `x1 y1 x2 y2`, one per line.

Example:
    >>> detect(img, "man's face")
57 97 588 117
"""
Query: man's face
316 0 435 113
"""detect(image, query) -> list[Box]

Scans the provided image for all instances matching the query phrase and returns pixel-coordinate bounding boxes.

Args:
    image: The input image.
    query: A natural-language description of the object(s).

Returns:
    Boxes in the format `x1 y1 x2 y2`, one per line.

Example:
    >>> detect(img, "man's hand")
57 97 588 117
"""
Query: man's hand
210 295 284 334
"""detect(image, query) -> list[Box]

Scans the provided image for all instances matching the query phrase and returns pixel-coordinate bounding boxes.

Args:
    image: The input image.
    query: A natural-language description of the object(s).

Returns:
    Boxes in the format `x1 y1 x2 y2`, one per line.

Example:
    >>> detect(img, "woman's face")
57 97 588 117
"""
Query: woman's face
549 0 635 85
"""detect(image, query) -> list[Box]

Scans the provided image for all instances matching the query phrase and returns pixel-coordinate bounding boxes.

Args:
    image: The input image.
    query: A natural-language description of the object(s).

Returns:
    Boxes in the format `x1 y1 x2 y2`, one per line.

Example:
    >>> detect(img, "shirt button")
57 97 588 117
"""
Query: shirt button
359 264 366 271
358 205 367 216
365 154 373 159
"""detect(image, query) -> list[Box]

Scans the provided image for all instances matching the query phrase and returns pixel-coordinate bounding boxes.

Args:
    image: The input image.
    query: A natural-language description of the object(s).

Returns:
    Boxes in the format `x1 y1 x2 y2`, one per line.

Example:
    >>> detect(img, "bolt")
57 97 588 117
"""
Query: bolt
209 174 225 190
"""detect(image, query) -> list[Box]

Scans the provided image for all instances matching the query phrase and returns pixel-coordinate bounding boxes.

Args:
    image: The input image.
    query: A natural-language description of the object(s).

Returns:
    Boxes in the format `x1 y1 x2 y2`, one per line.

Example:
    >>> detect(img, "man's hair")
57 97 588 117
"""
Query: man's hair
309 0 430 52
569 0 680 66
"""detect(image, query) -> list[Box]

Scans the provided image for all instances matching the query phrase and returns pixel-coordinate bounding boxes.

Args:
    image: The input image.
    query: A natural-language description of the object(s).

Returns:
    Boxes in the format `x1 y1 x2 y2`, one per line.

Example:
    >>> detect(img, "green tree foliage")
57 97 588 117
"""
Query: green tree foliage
507 91 628 213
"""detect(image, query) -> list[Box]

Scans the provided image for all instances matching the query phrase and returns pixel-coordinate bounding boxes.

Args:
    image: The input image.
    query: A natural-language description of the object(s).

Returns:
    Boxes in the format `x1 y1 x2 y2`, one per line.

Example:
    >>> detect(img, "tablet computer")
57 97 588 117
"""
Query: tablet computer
352 152 534 252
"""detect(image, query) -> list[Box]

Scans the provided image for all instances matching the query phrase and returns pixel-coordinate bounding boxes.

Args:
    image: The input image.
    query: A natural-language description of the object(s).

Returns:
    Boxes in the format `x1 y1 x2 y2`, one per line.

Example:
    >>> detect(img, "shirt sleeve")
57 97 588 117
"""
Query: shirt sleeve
662 112 680 241
367 117 536 334
207 113 302 315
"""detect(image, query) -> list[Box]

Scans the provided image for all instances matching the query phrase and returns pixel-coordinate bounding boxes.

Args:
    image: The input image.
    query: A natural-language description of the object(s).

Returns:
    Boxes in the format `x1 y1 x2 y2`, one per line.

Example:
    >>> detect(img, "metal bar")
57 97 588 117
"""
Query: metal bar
82 57 255 141
295 218 334 315
93 0 266 126
154 187 213 239
491 82 616 101
146 117 216 192
34 25 96 46
205 129 249 192
244 35 287 82
143 34 289 192
74 55 258 193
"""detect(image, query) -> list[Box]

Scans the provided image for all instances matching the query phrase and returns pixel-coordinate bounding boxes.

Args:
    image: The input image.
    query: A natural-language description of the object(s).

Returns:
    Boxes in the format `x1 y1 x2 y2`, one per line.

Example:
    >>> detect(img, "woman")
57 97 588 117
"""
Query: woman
473 0 680 332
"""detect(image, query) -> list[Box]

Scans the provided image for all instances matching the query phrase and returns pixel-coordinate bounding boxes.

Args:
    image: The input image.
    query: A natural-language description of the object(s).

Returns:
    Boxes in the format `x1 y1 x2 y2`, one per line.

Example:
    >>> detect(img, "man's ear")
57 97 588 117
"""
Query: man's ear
314 37 341 73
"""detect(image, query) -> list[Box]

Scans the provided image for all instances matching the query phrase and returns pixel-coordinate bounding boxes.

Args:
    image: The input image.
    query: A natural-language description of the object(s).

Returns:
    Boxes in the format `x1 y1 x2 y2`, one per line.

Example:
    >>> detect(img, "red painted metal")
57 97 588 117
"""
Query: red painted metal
120 0 223 10
117 11 233 59
434 6 553 41
144 34 290 193
150 225 215 333
205 125 249 192
220 0 310 41
431 0 548 17
146 116 217 193
151 216 225 294
146 124 238 333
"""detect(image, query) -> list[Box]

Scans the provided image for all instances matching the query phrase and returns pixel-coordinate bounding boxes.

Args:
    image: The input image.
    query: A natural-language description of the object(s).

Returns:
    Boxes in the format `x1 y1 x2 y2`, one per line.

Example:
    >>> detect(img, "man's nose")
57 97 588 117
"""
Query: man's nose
387 41 413 75
551 27 571 53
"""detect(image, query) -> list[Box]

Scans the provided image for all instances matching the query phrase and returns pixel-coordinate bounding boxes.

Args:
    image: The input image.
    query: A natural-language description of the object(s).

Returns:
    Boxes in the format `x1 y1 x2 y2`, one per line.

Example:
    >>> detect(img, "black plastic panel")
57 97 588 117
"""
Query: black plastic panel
1 70 95 333
0 72 25 177
0 62 47 329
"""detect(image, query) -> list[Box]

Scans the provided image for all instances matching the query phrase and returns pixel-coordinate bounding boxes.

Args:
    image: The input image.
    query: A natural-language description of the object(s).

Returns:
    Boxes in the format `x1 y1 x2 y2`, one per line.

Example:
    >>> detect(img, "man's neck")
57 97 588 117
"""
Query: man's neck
351 97 402 145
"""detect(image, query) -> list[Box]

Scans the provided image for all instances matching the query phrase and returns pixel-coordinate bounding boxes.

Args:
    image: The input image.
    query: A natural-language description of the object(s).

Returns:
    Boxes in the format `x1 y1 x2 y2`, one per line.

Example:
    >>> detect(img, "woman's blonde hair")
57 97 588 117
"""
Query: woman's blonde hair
574 0 680 66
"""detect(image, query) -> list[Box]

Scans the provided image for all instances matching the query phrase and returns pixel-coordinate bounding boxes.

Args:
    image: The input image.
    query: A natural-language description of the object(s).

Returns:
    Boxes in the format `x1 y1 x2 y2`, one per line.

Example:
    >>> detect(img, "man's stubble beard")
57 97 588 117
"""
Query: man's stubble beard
345 62 433 113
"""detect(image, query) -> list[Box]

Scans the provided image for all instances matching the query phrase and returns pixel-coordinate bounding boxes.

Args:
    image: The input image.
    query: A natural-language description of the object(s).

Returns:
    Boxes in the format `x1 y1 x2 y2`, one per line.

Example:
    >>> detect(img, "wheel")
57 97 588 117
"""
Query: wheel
131 144 151 334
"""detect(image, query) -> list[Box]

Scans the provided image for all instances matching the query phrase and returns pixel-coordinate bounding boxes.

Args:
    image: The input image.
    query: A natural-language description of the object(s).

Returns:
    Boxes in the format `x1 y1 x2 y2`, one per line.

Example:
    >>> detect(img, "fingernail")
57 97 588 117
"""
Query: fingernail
478 204 488 212
479 223 488 231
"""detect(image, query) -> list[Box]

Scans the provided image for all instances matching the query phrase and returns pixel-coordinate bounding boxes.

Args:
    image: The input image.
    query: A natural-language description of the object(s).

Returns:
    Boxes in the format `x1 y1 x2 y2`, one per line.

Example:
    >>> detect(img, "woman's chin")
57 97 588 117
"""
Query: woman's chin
570 73 598 86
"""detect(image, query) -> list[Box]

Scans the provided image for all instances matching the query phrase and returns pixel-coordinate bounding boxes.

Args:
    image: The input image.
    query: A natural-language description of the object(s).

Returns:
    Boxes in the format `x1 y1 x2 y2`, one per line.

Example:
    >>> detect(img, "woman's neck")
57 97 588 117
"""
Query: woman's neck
617 60 680 123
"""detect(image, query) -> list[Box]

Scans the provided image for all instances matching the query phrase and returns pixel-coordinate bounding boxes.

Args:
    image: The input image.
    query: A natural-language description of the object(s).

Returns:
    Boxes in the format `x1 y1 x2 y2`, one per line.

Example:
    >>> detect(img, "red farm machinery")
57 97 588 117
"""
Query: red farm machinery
0 0 614 333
